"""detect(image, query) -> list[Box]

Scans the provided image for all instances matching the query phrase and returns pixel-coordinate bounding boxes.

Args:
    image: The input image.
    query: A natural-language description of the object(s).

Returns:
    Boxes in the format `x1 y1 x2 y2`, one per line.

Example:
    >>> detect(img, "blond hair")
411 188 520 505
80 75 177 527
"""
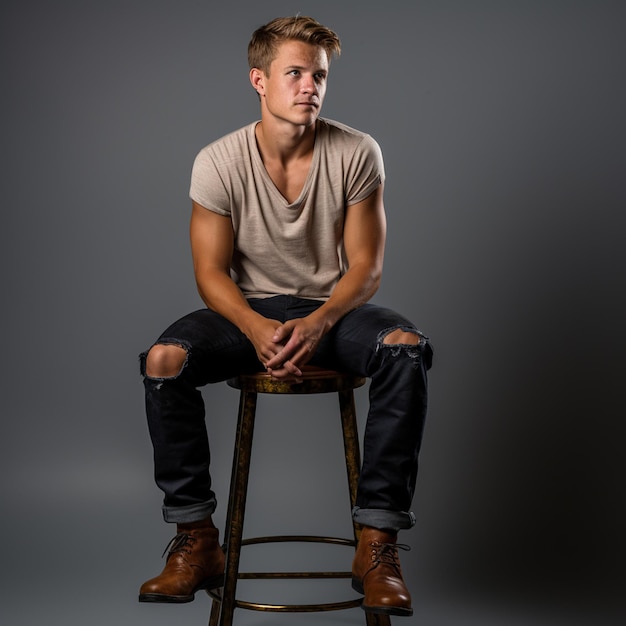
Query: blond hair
248 16 341 73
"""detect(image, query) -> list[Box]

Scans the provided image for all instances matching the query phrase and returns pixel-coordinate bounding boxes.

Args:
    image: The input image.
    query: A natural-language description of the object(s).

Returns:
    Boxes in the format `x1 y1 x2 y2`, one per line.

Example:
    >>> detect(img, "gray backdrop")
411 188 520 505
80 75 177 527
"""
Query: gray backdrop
2 1 624 625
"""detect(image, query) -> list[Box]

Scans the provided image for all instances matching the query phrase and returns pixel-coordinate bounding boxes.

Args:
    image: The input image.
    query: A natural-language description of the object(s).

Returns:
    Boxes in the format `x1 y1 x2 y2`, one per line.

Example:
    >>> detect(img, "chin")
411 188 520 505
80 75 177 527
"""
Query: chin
298 113 320 126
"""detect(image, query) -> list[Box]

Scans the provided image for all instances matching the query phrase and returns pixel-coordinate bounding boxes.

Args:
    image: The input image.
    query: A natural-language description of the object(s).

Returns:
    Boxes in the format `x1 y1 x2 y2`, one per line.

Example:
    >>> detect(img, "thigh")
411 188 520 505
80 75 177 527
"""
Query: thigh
150 297 305 384
312 304 424 376
153 308 260 384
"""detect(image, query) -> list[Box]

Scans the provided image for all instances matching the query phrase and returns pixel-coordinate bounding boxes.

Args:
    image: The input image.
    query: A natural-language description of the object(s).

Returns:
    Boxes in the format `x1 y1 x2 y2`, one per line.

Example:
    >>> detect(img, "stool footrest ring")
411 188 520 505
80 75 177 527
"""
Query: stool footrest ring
207 587 363 613
238 571 352 579
241 534 356 547
210 534 362 613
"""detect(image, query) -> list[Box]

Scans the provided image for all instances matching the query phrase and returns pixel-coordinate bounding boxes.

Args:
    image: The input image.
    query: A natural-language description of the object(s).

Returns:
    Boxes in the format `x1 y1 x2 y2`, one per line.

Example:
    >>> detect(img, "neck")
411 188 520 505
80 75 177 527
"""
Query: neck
255 120 317 164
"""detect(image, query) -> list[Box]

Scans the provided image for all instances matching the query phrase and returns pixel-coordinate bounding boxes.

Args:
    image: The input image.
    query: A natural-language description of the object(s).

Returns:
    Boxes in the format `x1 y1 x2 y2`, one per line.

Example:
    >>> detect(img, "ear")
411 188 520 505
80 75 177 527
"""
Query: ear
249 68 265 96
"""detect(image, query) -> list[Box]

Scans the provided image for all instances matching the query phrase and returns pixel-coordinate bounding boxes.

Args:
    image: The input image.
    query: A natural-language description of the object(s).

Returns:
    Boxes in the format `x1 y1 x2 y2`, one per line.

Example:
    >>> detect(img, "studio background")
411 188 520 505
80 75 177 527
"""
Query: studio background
2 1 624 625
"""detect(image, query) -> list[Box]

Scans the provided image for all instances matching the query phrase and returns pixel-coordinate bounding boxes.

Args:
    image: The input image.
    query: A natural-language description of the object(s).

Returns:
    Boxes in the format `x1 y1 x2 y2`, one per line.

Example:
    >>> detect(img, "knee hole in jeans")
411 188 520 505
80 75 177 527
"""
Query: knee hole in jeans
145 343 188 378
382 328 420 346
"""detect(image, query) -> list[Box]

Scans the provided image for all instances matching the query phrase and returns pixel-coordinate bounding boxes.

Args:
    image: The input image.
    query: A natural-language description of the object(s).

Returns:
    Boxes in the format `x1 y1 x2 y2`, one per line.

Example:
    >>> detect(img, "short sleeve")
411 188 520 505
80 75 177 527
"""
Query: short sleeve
189 147 231 217
345 134 386 206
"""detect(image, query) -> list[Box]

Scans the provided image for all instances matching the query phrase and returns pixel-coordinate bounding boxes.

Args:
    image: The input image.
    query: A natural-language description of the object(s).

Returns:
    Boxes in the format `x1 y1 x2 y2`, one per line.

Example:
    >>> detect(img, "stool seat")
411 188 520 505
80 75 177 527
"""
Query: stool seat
227 366 366 394
210 366 391 626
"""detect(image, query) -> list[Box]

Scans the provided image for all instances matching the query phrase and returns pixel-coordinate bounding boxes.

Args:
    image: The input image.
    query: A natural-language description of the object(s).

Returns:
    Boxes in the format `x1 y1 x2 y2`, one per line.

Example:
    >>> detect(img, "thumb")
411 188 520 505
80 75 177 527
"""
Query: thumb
272 321 292 342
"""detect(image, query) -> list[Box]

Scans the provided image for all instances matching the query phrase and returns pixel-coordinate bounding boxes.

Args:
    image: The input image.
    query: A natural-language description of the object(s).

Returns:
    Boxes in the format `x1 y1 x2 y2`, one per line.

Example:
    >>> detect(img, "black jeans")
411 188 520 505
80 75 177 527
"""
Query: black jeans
140 296 433 531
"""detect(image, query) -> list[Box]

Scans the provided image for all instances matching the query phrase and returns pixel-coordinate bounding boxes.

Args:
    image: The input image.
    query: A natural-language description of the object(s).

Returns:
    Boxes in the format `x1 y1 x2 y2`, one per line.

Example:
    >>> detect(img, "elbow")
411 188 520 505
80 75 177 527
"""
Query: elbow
367 263 383 295
371 270 382 295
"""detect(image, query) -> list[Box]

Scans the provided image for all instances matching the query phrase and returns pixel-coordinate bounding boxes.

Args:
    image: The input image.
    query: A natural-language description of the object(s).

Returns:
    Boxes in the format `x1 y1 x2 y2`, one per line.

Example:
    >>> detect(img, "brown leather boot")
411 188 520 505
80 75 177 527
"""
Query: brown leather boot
139 517 225 603
351 526 413 616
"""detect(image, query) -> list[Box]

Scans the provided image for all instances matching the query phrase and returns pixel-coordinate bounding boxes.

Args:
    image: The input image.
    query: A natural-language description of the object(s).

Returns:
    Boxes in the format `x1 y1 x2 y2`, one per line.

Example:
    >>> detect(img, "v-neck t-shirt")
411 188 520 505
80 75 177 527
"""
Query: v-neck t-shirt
189 118 385 300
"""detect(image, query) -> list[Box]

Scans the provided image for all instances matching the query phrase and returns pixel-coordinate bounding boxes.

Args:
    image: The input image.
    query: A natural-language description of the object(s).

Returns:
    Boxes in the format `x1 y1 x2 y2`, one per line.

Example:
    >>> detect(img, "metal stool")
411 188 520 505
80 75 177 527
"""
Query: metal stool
208 367 392 626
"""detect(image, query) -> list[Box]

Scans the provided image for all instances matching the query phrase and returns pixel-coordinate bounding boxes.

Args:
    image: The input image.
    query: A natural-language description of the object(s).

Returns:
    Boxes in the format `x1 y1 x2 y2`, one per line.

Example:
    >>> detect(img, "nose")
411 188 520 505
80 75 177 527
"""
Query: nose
301 74 318 95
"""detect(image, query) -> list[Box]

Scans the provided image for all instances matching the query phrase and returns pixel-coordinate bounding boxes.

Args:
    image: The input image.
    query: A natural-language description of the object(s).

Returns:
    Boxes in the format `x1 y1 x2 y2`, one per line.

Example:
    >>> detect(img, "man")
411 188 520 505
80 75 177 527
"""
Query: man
138 15 433 617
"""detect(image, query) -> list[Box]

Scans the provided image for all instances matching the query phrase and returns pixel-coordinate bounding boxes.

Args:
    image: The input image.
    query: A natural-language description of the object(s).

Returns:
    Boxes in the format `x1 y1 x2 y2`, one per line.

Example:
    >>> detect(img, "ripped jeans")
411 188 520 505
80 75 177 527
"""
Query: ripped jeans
140 295 433 532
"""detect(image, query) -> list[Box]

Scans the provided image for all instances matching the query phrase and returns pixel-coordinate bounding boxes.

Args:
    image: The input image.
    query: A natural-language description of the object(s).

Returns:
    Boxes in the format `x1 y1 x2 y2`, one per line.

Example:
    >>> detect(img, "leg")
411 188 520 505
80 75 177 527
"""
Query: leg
140 309 260 519
339 387 392 625
312 303 433 617
138 307 261 603
313 303 433 525
356 323 431 523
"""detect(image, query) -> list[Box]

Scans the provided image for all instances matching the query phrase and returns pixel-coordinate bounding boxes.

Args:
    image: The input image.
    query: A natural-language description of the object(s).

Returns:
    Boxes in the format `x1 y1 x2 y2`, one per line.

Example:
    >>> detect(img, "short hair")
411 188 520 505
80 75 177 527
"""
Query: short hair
248 16 341 73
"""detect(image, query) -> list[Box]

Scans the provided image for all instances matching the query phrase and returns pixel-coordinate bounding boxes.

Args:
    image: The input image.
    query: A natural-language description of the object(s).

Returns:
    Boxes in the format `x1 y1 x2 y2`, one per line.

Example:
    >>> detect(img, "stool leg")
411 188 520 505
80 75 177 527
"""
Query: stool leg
338 390 392 626
208 598 220 626
214 389 257 626
338 389 362 543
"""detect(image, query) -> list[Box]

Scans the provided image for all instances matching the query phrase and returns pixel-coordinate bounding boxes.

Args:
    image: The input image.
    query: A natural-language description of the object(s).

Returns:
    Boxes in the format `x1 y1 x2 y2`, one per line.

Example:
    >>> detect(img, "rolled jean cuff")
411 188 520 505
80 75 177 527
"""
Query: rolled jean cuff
352 506 416 532
162 498 217 524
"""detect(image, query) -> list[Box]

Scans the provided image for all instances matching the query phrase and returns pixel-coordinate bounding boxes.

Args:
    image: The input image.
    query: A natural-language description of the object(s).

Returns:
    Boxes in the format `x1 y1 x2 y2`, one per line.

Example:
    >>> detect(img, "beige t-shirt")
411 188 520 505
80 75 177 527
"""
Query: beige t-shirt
189 118 385 300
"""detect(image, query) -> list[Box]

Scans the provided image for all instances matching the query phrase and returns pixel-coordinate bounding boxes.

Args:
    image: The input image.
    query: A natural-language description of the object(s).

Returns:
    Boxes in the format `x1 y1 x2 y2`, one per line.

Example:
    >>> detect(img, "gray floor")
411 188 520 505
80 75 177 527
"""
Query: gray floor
3 372 624 626
3 447 624 626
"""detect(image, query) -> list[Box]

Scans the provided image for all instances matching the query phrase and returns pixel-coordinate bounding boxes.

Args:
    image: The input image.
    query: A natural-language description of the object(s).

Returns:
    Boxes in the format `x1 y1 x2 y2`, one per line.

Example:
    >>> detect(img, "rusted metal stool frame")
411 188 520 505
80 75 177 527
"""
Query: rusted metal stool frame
208 368 392 626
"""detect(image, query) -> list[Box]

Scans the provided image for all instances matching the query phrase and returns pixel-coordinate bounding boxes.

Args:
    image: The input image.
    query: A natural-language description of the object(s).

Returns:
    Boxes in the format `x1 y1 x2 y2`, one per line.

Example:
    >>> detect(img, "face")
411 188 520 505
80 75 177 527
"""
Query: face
251 40 329 129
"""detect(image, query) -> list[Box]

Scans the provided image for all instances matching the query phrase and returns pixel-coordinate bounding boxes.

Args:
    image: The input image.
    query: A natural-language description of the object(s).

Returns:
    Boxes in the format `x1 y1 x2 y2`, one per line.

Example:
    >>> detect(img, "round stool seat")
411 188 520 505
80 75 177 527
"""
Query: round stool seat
228 366 366 394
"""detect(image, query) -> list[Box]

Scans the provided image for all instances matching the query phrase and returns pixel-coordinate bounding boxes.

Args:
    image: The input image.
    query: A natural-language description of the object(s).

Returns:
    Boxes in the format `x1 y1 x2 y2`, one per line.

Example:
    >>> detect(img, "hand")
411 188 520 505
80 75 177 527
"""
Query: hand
245 317 286 367
264 315 327 381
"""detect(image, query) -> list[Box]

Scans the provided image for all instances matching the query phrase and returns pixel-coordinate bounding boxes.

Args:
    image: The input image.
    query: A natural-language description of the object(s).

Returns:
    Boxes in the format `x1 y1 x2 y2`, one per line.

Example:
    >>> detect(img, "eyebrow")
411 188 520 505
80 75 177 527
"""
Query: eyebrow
284 65 328 74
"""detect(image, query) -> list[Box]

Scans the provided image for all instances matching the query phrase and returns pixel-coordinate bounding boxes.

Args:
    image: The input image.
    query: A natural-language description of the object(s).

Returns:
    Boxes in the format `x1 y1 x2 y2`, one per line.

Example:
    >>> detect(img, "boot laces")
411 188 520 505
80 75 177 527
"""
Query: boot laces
370 541 410 573
161 532 196 558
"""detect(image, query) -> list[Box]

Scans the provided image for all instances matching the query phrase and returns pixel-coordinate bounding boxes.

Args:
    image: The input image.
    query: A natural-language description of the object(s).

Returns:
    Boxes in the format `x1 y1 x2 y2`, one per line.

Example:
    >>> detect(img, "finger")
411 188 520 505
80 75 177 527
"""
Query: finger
259 339 287 364
267 365 303 383
265 356 300 376
265 344 297 369
264 352 283 370
272 320 294 343
283 359 302 377
285 341 316 369
267 354 303 375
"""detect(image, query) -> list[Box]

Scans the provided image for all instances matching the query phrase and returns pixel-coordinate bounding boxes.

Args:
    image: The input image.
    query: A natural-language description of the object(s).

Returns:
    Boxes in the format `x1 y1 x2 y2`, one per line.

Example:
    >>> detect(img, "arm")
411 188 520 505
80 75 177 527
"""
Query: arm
265 184 386 377
190 200 287 366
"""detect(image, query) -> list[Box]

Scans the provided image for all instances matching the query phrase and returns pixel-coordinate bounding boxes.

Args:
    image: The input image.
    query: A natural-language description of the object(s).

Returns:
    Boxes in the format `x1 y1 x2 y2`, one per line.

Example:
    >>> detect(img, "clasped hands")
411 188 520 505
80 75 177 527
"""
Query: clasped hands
251 315 326 382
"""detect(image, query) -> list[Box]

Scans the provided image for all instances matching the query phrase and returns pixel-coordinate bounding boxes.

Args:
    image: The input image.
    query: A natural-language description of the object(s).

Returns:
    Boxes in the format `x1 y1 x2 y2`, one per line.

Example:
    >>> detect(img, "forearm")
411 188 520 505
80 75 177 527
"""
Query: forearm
195 269 263 337
310 186 386 333
311 262 382 332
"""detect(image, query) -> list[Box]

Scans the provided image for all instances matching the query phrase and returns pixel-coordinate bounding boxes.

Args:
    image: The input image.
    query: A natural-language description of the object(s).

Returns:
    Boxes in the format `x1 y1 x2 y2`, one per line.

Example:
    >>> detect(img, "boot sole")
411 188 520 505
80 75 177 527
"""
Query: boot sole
361 603 414 617
139 574 225 603
352 576 414 617
139 592 194 603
